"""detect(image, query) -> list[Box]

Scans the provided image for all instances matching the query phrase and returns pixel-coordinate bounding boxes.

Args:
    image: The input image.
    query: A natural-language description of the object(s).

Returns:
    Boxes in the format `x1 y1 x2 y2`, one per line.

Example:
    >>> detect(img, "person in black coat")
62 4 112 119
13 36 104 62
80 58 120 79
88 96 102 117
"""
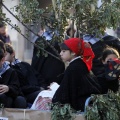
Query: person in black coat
96 47 119 93
52 38 101 111
83 34 120 76
0 40 27 108
0 46 27 108
31 37 65 87
5 43 45 104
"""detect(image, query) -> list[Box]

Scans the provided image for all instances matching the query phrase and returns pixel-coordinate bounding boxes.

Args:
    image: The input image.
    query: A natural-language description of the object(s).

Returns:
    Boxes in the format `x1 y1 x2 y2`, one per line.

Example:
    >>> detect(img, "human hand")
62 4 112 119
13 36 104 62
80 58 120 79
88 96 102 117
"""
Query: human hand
0 85 9 94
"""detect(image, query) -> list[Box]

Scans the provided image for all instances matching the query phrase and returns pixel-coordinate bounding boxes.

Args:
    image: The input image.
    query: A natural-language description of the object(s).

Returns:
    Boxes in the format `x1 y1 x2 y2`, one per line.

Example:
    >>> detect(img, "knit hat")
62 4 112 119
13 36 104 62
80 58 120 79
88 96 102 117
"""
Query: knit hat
64 38 95 71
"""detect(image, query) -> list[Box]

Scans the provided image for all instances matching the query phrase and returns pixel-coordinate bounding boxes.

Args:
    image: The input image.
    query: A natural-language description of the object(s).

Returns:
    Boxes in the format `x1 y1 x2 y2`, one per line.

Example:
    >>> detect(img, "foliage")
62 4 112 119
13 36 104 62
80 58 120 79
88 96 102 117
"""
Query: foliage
52 0 120 36
35 37 49 57
85 91 120 120
0 0 120 58
13 0 45 26
2 0 120 39
51 102 76 120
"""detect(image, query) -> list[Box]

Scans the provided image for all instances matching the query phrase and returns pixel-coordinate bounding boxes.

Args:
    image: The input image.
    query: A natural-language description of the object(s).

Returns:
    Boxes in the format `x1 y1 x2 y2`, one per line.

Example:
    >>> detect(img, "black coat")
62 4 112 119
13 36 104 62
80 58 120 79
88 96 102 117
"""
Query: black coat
52 58 101 111
11 62 45 95
31 38 65 86
0 68 20 98
94 60 119 93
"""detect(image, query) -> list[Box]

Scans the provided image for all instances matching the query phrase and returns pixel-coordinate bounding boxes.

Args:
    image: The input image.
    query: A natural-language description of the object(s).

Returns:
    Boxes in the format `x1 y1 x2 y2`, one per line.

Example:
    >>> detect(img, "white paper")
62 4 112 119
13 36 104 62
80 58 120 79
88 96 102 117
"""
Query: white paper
31 82 59 109
49 82 60 92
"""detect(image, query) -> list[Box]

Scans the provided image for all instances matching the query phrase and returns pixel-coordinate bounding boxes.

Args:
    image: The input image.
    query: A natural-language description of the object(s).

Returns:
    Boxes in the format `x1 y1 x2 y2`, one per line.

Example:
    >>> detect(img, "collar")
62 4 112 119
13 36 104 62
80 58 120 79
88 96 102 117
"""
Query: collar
11 58 21 65
69 56 81 64
83 32 108 44
0 61 10 77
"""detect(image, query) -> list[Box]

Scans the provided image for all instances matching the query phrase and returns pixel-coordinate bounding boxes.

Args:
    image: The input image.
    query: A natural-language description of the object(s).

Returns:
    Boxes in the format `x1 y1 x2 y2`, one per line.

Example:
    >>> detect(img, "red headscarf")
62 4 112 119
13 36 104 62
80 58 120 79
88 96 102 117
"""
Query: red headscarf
64 38 95 71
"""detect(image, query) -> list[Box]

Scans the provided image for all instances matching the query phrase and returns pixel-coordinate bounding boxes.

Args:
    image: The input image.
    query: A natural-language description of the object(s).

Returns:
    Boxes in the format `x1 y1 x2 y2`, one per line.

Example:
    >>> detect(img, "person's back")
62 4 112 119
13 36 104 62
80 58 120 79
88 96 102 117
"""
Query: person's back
11 61 46 94
31 37 65 86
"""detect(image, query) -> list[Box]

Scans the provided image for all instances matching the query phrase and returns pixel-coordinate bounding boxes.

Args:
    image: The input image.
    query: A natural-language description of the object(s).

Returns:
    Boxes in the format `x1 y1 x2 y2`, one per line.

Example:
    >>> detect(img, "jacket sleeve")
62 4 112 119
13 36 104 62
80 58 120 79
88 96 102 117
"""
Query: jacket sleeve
21 85 41 95
52 70 70 104
6 70 20 98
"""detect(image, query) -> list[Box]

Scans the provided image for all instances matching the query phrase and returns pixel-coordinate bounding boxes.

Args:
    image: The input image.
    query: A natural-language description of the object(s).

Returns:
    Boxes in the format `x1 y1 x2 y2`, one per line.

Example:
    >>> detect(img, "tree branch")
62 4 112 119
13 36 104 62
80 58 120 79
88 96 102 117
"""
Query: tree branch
6 21 62 62
1 2 61 59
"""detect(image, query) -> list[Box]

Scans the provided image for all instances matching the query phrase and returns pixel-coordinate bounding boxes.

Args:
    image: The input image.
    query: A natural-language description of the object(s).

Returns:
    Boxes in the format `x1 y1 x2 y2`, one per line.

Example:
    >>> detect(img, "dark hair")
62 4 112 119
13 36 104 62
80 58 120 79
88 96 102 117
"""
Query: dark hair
101 47 119 61
5 43 14 54
0 22 7 28
60 43 72 51
0 40 6 53
0 47 5 60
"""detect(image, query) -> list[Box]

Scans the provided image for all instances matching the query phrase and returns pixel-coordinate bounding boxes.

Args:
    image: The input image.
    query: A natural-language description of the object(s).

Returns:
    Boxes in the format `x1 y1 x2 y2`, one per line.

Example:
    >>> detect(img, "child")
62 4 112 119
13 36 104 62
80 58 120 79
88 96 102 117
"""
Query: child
97 47 119 93
5 43 45 104
52 38 101 111
0 40 27 108
0 46 20 107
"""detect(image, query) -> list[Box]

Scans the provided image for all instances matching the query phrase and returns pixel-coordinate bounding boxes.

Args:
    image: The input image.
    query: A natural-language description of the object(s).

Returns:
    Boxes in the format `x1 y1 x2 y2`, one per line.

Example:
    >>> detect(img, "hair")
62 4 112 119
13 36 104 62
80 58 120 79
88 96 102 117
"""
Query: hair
101 47 119 61
5 43 14 54
0 47 5 60
0 40 6 53
0 40 6 60
0 22 7 28
60 43 72 51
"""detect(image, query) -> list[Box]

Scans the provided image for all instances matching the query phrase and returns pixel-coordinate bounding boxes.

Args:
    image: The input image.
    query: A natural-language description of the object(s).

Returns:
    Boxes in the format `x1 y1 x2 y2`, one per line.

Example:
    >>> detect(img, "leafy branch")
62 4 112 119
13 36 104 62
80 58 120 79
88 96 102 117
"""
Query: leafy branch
0 0 120 59
85 91 120 120
51 102 76 120
1 0 61 60
5 20 62 61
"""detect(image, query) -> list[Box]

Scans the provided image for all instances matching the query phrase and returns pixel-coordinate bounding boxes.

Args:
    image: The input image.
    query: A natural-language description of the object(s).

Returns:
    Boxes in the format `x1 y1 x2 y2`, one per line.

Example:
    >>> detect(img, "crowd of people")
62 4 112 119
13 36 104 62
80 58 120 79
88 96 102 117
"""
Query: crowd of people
0 21 120 112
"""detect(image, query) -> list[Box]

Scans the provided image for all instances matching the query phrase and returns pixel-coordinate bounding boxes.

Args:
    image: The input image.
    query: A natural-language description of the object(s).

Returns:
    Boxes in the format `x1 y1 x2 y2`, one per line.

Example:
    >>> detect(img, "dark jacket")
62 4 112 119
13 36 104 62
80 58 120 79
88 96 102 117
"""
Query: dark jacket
52 58 101 111
94 59 119 93
31 38 65 86
0 68 20 98
11 62 45 95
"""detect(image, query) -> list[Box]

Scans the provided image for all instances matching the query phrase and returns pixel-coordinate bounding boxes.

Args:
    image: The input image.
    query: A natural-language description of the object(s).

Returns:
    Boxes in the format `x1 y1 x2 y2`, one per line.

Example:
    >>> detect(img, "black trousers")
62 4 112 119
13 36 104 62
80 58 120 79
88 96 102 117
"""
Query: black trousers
13 96 27 108
0 94 13 108
26 90 41 104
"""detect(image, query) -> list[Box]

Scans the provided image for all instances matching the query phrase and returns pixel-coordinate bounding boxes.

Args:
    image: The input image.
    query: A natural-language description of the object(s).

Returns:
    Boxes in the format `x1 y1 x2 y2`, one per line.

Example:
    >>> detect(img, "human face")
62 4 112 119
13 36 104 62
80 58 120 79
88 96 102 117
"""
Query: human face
5 52 14 63
60 50 74 62
102 54 118 64
0 57 5 68
0 26 7 36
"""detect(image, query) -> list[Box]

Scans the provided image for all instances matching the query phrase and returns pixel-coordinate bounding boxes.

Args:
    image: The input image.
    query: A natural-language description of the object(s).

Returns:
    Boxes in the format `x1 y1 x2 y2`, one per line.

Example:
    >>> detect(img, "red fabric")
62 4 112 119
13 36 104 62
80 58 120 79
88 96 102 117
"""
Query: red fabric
112 58 120 64
64 38 95 71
